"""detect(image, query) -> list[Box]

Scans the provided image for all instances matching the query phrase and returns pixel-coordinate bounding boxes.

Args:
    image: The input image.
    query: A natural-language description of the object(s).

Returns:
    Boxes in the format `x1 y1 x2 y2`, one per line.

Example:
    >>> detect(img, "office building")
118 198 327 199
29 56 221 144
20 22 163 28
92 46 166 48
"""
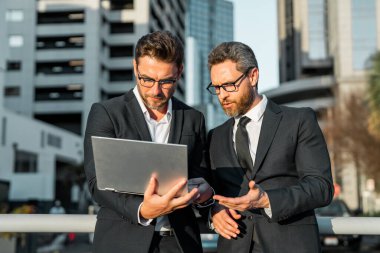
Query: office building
0 0 185 205
0 0 186 136
185 0 233 128
269 0 380 210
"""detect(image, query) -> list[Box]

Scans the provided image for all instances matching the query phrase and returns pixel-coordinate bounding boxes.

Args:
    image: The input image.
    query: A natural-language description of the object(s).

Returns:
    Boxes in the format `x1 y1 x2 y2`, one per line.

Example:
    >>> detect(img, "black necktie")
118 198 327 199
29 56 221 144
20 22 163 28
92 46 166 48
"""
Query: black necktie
236 116 254 174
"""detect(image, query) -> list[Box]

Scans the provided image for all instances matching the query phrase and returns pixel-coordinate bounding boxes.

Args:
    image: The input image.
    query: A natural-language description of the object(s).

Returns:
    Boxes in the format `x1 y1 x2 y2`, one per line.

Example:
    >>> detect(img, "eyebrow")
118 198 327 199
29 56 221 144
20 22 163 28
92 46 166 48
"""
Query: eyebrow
139 73 177 80
212 74 244 86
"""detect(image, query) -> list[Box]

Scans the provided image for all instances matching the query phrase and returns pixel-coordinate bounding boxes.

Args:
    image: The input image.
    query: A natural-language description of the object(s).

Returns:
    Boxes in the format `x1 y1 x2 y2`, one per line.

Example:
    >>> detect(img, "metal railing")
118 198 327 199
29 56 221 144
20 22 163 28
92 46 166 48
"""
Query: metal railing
0 215 380 235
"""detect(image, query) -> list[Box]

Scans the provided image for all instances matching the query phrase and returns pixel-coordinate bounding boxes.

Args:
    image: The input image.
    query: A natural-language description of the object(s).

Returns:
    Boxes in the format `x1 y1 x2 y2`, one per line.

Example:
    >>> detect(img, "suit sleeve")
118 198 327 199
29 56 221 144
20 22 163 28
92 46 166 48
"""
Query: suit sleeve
84 103 143 224
189 113 212 182
265 108 334 222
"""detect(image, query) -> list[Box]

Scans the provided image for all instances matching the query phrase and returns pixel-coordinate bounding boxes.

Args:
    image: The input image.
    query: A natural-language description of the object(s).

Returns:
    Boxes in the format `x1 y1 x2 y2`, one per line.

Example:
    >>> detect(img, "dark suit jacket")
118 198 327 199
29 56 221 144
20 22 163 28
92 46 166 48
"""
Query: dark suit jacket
208 100 333 253
84 90 209 253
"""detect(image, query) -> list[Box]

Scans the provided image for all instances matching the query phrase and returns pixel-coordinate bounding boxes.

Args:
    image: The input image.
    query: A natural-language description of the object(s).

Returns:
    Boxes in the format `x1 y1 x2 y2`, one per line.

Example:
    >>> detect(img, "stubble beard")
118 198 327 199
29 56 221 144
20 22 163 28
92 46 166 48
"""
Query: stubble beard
221 89 255 117
141 94 167 110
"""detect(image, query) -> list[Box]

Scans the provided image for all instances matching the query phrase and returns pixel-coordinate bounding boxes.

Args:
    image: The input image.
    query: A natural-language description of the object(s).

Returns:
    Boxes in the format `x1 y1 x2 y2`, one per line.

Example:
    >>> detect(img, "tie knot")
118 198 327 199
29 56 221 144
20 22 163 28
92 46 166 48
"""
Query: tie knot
238 116 251 127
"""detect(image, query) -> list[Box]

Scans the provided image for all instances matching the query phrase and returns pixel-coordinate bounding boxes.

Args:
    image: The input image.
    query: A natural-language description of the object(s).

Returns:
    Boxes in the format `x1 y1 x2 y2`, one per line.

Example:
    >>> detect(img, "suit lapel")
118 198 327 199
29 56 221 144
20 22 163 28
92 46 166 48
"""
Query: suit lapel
124 90 152 142
251 100 282 179
168 98 183 144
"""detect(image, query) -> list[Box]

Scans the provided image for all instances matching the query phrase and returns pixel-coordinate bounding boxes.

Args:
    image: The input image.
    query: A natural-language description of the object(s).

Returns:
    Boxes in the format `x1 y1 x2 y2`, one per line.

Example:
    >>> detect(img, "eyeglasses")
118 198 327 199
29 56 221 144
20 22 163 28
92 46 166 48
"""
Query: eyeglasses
206 68 253 95
137 69 177 89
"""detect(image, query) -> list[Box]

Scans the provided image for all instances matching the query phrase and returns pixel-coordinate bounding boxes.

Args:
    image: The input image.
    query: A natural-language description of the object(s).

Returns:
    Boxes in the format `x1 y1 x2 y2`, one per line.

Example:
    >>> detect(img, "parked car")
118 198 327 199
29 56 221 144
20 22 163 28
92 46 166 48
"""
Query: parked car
315 199 362 251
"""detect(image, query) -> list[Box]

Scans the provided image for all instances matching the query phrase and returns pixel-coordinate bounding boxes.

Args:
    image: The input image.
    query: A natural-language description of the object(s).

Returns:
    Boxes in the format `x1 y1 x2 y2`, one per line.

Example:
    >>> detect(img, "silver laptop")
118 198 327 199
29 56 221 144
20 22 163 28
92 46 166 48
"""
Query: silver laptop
92 136 188 196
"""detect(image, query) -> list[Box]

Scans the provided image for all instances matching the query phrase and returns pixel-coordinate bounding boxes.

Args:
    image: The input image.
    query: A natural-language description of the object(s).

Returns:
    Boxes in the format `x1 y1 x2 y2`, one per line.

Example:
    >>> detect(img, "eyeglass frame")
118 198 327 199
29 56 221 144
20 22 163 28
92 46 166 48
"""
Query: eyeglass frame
136 68 178 89
206 67 255 95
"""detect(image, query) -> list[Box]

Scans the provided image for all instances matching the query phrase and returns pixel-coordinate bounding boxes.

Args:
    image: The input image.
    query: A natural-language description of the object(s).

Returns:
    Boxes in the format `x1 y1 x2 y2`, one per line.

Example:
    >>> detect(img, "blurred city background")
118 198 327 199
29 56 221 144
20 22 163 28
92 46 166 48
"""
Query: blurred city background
0 0 380 252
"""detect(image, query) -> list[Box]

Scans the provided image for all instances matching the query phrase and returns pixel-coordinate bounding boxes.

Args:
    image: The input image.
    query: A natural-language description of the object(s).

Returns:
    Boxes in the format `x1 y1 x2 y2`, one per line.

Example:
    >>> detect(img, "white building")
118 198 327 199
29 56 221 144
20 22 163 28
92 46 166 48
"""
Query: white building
0 0 186 136
0 108 83 202
0 0 186 207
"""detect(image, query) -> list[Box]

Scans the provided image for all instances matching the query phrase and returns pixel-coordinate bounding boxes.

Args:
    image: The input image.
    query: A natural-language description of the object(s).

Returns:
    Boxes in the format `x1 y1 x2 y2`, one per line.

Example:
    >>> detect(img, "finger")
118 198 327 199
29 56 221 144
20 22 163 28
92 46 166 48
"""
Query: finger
144 176 157 197
165 178 187 199
222 215 240 230
213 222 234 240
214 210 240 231
228 209 242 220
213 195 228 201
215 195 243 205
171 188 199 207
215 228 232 240
249 180 257 190
214 218 239 238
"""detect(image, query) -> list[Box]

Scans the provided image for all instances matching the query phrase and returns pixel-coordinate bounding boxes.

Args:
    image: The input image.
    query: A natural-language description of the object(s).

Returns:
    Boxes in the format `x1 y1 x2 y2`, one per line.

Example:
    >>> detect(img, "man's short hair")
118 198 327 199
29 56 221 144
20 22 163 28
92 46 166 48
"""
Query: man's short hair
135 31 184 68
208 42 259 73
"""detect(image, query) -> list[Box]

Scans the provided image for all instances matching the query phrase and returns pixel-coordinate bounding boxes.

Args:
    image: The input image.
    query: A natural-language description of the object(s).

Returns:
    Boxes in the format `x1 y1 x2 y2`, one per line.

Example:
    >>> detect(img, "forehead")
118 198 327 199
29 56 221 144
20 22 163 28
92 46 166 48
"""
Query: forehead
137 56 178 77
210 60 241 84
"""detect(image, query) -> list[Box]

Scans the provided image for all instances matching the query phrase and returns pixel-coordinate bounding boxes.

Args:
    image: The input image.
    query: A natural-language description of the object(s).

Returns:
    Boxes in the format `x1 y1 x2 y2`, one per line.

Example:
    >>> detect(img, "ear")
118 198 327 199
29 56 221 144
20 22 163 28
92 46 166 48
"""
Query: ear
133 59 138 77
177 64 184 78
248 68 259 88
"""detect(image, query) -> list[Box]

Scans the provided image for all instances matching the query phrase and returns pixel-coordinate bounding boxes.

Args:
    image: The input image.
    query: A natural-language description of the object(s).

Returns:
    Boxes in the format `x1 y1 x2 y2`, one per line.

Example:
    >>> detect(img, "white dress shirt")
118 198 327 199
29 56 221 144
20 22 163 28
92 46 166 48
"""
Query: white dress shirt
133 87 173 231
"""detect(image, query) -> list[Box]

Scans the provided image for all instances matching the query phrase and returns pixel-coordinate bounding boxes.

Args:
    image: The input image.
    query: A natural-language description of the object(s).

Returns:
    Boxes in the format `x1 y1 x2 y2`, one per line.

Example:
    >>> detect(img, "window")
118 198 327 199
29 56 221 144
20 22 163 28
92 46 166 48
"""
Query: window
7 61 21 71
34 113 82 135
110 22 134 34
308 0 328 60
109 69 133 82
14 150 38 173
5 10 24 22
36 36 84 50
38 11 85 24
36 60 84 75
109 0 134 10
352 0 377 70
35 85 83 101
110 45 134 57
47 133 62 148
1 117 6 146
9 35 23 47
4 87 20 96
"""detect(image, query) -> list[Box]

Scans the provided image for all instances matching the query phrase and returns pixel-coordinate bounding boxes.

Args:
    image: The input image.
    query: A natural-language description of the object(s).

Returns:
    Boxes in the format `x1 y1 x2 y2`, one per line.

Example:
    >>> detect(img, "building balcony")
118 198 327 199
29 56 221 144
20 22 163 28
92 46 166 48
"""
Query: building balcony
36 49 84 61
35 74 84 86
34 101 83 114
37 24 85 36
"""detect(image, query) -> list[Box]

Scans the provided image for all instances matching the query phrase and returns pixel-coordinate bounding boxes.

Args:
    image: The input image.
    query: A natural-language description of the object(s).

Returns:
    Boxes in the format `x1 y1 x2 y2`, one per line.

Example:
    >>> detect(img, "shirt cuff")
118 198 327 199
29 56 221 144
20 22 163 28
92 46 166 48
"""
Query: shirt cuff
137 202 153 226
208 208 215 231
264 206 272 218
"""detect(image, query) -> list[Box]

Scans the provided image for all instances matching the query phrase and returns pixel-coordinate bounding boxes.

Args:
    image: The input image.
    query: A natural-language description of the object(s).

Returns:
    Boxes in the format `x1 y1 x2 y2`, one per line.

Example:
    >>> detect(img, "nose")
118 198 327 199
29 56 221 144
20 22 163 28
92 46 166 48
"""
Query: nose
218 87 229 100
150 82 163 95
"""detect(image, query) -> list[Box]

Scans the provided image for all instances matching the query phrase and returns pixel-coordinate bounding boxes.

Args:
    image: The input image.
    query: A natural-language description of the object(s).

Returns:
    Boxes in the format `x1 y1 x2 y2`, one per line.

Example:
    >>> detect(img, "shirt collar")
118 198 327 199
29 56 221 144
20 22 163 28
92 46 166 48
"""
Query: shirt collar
133 86 172 122
235 95 268 123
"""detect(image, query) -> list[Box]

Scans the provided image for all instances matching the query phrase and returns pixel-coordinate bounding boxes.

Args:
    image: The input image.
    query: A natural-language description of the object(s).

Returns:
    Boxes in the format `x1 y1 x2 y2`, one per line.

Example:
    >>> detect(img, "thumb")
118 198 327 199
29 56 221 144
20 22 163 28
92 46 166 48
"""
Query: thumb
144 176 158 197
249 181 256 190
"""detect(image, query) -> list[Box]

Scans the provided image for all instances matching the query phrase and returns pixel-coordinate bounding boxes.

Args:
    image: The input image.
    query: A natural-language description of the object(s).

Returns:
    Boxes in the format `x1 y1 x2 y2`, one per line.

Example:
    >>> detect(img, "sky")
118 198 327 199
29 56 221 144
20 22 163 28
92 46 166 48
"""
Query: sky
230 0 279 92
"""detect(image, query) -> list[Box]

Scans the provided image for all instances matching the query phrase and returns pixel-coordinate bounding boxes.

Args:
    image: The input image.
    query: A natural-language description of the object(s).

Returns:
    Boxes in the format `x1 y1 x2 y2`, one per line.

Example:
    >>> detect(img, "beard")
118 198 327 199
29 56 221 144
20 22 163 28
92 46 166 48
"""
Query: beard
137 84 175 110
141 93 168 110
219 88 255 117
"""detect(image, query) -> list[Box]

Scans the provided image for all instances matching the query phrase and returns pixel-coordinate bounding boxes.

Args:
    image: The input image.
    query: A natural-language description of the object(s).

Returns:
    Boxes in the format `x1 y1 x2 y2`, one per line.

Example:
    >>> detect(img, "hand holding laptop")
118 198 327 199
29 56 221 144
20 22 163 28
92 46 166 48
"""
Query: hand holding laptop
140 176 200 219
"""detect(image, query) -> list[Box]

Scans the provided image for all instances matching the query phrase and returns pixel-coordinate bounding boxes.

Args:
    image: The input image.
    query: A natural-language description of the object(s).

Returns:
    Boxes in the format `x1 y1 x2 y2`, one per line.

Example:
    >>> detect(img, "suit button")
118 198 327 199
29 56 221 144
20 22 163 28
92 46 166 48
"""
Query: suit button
248 215 253 220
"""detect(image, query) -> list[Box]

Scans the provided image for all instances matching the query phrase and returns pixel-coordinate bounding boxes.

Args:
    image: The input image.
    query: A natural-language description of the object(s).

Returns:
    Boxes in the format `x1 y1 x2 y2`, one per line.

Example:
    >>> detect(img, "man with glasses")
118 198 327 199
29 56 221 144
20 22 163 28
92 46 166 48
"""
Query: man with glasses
205 42 333 252
84 31 213 253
